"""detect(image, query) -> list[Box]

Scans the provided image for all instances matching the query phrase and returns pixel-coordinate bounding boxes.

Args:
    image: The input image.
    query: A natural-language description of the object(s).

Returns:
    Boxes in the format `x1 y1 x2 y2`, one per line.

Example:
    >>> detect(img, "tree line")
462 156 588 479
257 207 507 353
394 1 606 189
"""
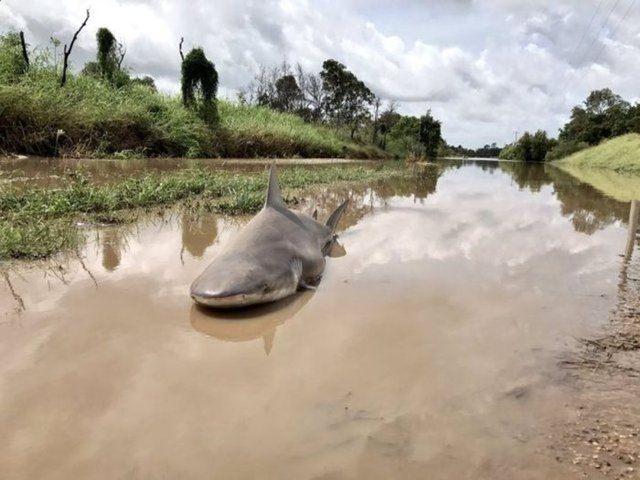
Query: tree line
2 16 447 159
239 59 443 158
501 88 640 162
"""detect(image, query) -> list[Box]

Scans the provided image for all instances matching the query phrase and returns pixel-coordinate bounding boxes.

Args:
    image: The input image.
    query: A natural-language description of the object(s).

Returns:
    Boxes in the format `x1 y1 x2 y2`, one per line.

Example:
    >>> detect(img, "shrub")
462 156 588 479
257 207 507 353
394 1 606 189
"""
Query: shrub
545 140 589 161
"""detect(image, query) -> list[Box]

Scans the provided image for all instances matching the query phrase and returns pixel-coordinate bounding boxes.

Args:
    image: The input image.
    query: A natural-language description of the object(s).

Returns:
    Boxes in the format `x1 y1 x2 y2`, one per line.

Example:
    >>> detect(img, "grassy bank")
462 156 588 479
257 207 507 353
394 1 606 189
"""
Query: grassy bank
555 134 640 174
0 164 403 260
553 134 640 201
0 69 383 159
554 165 640 202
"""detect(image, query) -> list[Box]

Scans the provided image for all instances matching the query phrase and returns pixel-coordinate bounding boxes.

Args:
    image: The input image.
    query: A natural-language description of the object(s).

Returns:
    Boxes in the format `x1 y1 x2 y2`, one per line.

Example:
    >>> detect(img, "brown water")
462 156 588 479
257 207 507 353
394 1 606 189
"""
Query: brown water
0 156 371 188
0 161 632 479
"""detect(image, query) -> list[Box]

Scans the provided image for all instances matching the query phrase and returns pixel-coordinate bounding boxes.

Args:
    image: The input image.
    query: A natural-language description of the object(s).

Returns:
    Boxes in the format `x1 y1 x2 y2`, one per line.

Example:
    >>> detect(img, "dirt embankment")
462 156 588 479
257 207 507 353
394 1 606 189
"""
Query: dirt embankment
557 257 640 479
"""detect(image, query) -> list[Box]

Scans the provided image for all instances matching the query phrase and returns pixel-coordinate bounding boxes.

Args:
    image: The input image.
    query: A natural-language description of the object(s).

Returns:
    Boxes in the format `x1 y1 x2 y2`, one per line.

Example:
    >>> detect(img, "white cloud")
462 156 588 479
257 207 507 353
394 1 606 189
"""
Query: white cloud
1 0 639 147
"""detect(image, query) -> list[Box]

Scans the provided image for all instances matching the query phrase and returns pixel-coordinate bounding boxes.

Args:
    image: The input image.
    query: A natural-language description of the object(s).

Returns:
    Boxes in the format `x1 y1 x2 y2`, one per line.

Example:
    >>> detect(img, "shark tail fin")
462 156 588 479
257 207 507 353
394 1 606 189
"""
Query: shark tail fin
265 164 285 209
326 199 349 233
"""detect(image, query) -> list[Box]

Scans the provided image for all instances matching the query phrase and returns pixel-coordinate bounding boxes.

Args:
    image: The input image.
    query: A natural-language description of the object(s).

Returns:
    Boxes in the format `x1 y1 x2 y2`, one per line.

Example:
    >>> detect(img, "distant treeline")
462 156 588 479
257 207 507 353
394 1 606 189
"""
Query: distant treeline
500 88 640 162
440 142 502 158
239 59 443 159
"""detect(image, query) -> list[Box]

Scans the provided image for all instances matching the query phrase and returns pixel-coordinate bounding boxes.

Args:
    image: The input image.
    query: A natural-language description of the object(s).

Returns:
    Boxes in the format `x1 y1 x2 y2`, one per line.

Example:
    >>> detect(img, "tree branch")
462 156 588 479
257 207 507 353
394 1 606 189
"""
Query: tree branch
117 42 126 69
60 8 90 86
179 37 184 61
19 31 29 69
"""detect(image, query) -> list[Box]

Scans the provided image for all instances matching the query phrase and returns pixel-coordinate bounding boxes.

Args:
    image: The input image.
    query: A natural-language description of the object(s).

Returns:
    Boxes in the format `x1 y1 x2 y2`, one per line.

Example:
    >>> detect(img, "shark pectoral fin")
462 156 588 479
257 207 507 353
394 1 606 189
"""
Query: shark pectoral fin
326 199 349 233
298 275 321 290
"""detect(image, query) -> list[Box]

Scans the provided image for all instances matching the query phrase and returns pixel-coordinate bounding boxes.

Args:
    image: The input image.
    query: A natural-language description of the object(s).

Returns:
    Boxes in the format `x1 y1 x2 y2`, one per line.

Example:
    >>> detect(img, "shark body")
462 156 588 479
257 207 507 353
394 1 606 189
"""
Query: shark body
190 166 348 308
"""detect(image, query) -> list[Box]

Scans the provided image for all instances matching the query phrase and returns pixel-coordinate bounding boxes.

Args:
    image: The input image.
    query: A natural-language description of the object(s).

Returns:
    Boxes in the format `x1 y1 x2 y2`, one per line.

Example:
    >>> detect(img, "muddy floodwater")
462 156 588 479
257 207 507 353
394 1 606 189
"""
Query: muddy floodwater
0 160 634 479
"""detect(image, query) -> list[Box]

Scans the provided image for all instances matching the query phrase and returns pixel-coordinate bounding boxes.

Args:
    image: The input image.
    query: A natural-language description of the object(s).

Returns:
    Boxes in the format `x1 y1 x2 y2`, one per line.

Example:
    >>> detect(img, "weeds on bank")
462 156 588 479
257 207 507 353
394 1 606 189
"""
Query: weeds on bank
0 70 384 159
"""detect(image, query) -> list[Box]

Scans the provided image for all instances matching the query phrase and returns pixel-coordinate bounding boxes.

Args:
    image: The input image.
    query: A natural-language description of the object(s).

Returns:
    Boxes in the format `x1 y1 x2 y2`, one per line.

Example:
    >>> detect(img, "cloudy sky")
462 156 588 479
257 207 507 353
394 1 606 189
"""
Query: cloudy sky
1 0 639 147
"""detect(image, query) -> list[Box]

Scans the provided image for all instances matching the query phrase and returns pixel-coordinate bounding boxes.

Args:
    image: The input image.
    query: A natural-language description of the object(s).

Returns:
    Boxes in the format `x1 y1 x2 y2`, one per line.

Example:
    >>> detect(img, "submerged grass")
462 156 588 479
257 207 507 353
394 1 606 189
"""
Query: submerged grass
555 165 640 202
0 164 404 260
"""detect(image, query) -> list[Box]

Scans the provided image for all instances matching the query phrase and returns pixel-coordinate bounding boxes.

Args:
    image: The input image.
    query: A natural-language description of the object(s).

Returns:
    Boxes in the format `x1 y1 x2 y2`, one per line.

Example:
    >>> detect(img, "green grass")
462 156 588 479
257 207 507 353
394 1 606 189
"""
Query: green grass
553 134 640 201
0 68 384 159
555 134 640 174
555 165 640 203
0 164 404 260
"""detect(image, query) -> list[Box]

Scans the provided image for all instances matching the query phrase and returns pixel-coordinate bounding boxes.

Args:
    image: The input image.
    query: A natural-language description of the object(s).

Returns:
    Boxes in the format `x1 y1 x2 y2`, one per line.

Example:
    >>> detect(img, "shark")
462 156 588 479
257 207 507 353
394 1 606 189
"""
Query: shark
190 165 348 308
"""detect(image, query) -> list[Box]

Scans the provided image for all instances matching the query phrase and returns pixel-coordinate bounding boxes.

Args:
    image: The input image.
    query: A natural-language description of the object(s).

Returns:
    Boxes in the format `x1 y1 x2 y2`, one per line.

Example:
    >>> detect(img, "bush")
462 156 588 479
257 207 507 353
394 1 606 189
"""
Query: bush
499 130 554 162
0 32 27 83
545 140 589 161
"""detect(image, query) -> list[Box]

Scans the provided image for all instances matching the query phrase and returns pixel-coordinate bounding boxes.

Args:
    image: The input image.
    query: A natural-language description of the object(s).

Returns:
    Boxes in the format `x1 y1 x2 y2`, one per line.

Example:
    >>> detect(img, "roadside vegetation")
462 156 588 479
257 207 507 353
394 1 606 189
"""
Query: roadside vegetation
0 22 448 160
500 89 640 163
0 164 405 260
555 134 640 174
0 27 387 159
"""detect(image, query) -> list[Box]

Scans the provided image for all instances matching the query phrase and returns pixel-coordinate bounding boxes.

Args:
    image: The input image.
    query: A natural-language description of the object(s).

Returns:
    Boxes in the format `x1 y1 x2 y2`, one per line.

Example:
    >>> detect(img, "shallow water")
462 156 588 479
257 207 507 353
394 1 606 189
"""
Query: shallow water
0 156 371 188
0 161 634 479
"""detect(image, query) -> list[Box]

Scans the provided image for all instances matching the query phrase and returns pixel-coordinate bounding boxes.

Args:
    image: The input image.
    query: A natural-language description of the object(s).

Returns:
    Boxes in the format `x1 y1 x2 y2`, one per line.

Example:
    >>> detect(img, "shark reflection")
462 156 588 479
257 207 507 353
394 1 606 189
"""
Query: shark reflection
190 290 315 355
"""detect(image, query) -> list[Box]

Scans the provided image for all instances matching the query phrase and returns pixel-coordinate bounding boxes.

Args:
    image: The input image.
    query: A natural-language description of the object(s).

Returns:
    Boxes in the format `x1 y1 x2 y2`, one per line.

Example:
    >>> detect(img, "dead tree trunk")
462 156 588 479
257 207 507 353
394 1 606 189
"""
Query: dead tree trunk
117 43 126 69
60 9 90 87
19 31 29 69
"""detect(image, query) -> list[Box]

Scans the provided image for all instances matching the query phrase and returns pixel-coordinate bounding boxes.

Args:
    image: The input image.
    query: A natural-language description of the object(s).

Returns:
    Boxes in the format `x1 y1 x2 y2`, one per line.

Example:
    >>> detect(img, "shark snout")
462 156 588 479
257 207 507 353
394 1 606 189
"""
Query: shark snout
190 280 295 309
191 288 250 308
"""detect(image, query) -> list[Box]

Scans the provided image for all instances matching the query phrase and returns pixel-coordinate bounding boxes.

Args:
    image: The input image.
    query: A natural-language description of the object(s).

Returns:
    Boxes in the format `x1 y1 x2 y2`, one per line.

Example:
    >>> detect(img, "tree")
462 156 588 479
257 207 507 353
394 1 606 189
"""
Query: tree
273 74 303 112
372 95 382 145
96 28 117 80
19 31 29 69
377 101 401 150
181 47 218 124
0 32 28 83
560 88 631 145
131 75 157 91
386 115 421 157
320 59 374 138
295 64 324 122
419 111 442 159
61 9 90 86
502 129 553 162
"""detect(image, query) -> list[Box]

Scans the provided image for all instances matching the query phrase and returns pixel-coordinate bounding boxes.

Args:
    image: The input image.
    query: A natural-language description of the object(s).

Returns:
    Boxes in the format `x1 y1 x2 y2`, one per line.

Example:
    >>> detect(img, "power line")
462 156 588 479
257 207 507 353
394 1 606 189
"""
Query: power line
592 0 637 64
569 0 608 58
559 0 611 100
577 0 624 65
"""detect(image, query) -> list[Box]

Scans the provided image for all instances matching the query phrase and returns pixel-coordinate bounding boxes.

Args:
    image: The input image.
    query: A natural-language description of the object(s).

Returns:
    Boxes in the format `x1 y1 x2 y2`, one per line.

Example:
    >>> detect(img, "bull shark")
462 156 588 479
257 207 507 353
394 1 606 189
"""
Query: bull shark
190 165 348 308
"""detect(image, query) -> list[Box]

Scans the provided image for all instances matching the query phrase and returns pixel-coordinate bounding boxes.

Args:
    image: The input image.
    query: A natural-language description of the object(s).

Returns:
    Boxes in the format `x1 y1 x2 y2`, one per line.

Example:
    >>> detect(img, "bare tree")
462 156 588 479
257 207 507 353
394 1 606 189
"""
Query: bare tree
372 95 382 144
61 8 90 86
179 37 184 61
378 100 399 150
116 42 126 69
242 60 324 122
19 31 29 69
295 63 324 121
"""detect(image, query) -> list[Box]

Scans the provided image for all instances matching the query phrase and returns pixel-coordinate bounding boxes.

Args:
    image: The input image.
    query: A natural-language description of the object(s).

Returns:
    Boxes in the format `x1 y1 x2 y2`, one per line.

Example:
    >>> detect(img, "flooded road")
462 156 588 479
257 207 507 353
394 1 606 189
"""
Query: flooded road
0 156 372 188
0 161 633 479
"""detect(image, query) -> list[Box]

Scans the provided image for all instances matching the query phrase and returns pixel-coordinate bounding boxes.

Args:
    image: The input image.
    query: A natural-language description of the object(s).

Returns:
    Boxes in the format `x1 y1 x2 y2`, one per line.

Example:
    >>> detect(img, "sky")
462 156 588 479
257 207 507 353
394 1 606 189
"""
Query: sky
1 0 639 148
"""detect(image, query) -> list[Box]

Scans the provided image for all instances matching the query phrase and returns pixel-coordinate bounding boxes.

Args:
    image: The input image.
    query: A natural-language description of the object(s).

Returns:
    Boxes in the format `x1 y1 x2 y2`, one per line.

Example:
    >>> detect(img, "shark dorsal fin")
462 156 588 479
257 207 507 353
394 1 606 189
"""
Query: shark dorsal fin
265 165 285 209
